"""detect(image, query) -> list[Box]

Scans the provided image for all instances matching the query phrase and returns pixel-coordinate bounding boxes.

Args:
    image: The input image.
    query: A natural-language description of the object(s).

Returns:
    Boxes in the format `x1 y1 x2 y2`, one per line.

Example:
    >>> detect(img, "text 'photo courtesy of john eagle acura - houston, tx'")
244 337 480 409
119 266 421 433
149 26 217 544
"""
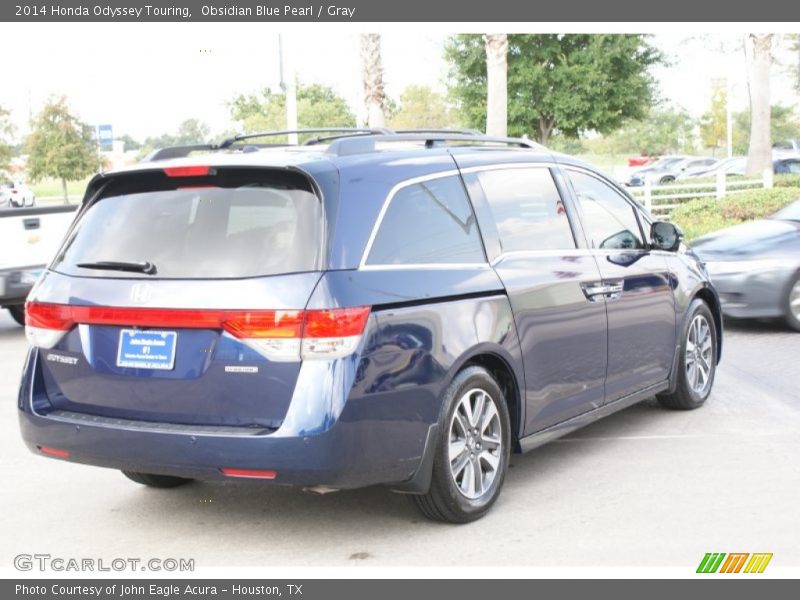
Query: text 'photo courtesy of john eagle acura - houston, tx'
18 129 722 523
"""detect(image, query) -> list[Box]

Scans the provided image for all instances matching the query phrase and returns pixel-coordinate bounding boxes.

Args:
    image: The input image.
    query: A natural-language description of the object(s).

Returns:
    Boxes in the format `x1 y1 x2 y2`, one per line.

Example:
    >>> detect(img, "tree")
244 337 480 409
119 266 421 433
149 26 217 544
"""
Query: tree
360 34 387 128
445 34 662 144
484 34 508 137
745 34 774 177
25 97 100 203
140 118 212 156
389 86 457 130
592 106 697 156
230 83 355 140
174 119 210 145
699 86 728 156
733 104 800 154
0 105 14 179
116 134 141 151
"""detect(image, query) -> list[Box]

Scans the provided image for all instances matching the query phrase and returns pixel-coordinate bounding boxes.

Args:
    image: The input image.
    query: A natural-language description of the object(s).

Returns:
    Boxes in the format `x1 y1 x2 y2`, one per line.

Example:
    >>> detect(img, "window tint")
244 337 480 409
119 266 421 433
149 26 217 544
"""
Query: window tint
366 175 485 265
476 168 575 252
569 170 644 250
53 171 322 279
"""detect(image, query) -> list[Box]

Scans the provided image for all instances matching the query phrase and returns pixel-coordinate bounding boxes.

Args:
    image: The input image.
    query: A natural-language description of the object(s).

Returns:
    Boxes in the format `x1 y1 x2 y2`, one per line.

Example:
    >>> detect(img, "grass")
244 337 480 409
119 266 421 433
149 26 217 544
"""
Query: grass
29 177 92 204
671 187 800 242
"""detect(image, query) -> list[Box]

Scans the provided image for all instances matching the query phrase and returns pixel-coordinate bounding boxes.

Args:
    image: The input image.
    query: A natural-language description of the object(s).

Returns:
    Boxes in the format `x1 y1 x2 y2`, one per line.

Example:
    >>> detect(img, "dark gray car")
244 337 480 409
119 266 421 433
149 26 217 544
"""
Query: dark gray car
691 200 800 330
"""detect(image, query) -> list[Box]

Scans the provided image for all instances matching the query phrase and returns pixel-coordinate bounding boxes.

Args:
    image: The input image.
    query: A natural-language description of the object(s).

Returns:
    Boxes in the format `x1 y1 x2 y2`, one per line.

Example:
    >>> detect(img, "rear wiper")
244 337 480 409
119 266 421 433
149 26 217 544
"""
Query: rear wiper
76 260 157 275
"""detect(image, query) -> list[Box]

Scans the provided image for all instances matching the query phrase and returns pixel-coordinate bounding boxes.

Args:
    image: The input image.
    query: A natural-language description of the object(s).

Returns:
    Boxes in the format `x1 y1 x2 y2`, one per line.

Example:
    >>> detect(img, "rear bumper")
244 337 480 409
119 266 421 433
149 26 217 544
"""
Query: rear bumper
18 349 434 490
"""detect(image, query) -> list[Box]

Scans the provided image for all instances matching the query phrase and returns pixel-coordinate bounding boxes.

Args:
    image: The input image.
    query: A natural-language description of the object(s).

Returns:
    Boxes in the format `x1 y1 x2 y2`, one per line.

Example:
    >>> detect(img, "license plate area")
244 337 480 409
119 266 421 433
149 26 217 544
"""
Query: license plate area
116 329 177 370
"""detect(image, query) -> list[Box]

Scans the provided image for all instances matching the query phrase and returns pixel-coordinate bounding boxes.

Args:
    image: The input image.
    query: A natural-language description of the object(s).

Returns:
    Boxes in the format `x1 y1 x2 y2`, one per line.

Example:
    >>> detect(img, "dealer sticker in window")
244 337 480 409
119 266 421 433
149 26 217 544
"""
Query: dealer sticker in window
116 329 177 370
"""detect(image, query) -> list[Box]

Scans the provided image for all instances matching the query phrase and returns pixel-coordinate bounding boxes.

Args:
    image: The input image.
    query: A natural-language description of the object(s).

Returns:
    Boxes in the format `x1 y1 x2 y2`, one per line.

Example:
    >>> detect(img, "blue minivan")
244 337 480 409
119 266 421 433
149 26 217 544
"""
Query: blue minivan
18 130 722 523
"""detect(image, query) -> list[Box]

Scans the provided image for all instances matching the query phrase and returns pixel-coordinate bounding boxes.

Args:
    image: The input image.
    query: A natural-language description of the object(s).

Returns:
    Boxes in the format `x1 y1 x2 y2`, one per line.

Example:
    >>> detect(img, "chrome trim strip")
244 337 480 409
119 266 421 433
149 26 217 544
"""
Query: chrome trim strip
358 263 492 271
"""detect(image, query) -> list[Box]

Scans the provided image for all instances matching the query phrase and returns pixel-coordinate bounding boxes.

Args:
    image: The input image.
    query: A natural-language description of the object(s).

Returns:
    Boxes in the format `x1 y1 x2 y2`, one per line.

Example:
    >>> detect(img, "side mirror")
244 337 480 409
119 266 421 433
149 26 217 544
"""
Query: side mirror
650 221 683 252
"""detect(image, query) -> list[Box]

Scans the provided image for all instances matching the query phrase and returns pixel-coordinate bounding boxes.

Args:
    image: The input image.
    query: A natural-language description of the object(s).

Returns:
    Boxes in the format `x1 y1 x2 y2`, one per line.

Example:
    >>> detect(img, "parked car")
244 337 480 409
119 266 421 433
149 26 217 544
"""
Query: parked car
773 139 800 155
19 129 722 523
0 179 36 207
716 157 800 177
0 204 78 324
675 157 744 181
691 199 800 331
627 156 717 186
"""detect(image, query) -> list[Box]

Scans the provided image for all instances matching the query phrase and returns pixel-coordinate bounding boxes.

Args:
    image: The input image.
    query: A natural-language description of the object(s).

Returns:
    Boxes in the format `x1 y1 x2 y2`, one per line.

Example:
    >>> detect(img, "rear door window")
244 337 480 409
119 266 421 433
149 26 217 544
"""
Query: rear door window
476 167 576 252
365 175 485 265
52 169 323 279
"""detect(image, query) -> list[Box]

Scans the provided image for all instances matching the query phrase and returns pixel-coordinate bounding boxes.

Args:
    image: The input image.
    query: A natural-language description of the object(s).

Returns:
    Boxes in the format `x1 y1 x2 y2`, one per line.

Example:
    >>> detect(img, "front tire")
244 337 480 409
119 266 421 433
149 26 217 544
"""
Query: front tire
657 299 717 410
122 471 193 488
411 366 511 523
783 273 800 332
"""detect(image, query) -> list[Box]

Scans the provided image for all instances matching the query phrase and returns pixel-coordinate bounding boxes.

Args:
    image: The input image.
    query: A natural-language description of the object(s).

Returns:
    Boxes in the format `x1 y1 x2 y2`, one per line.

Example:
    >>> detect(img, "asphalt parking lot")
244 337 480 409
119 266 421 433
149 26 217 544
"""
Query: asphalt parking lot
1 310 798 569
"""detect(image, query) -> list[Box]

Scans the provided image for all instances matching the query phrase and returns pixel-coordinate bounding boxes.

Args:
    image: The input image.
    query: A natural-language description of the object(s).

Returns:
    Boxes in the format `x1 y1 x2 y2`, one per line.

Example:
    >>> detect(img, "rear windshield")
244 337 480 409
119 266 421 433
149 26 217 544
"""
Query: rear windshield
52 169 323 279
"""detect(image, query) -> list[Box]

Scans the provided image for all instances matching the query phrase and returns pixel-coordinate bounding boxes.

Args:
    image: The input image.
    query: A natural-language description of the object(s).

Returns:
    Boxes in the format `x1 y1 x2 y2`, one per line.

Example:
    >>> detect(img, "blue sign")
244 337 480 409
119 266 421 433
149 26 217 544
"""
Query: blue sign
97 124 113 148
117 329 177 370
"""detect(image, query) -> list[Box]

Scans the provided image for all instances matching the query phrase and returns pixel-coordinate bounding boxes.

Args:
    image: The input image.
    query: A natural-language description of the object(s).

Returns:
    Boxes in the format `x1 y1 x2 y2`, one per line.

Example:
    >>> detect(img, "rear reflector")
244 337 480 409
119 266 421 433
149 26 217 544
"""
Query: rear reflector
163 165 212 177
220 468 277 479
25 302 371 360
37 446 70 459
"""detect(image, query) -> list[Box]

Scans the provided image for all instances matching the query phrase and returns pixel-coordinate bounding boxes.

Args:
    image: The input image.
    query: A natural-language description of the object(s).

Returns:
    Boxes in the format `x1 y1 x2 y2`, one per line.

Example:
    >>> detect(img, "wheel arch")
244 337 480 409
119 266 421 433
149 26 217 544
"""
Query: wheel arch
460 350 523 453
692 284 723 364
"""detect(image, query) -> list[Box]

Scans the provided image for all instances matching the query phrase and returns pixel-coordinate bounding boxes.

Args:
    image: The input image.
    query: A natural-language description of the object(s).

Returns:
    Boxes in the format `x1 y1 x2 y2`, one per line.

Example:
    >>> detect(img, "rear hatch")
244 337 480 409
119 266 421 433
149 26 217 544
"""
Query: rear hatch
26 165 327 429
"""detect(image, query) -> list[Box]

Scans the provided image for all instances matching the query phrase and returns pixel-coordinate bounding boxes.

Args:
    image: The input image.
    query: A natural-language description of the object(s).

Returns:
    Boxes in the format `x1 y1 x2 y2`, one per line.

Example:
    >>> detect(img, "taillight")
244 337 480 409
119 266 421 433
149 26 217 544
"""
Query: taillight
223 307 371 361
163 165 212 177
24 302 371 361
220 468 277 479
25 302 74 349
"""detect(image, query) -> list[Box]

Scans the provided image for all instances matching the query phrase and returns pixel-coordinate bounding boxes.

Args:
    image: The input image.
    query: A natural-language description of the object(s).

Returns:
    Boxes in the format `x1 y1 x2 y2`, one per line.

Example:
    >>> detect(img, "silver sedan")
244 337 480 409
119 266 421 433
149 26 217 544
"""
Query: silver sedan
691 200 800 331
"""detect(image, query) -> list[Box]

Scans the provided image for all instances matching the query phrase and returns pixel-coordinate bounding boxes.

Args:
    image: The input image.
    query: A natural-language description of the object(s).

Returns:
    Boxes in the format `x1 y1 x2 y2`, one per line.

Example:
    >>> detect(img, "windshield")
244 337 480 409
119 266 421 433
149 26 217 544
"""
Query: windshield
772 200 800 222
52 170 323 279
649 157 684 169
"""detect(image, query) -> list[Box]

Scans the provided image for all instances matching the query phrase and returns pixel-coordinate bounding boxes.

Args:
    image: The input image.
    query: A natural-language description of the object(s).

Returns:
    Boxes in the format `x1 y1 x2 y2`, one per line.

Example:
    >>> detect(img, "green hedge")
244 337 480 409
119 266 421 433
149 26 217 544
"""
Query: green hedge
671 187 800 242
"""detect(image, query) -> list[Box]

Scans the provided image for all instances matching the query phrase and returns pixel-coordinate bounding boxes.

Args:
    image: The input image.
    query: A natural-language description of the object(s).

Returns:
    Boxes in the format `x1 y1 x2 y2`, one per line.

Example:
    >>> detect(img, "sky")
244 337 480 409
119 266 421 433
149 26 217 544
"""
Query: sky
1 24 798 141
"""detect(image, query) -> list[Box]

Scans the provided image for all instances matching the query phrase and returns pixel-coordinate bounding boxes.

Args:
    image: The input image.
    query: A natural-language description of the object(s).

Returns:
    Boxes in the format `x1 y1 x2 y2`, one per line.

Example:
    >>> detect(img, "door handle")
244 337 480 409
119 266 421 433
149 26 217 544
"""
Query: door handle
581 281 624 301
23 218 41 230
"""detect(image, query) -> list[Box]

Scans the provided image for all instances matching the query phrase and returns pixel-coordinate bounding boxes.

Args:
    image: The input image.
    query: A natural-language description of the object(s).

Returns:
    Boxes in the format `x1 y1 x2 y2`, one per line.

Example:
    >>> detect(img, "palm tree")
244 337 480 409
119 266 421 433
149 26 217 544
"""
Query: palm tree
484 34 508 137
360 34 387 128
745 34 774 177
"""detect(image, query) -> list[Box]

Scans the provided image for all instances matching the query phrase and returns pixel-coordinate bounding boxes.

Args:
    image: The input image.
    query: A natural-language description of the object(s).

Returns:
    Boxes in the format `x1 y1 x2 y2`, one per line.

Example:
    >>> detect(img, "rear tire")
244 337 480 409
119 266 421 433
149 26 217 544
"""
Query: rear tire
783 273 800 332
122 471 193 488
7 305 25 326
411 366 511 524
657 299 717 410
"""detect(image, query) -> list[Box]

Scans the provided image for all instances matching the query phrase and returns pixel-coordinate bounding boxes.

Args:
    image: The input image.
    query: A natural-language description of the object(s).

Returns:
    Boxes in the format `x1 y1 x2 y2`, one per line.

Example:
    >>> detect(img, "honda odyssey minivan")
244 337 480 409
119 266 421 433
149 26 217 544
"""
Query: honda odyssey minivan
19 130 722 523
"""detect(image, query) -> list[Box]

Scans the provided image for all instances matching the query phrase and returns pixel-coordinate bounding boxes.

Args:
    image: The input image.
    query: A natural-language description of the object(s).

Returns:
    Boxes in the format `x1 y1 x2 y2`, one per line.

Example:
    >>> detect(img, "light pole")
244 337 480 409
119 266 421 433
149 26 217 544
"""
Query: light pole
278 34 298 145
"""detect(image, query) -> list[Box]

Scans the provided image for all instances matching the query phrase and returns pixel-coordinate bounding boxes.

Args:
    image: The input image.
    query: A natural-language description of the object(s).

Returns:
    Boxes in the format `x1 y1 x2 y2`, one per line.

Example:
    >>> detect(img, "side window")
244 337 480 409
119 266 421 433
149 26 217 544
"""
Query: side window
476 168 575 252
366 175 485 265
568 170 645 250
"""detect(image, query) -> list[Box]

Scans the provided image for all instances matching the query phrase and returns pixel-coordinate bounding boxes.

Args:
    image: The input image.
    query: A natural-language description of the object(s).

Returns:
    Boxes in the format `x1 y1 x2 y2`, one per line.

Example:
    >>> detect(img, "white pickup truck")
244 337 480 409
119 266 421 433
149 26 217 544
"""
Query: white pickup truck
0 204 78 324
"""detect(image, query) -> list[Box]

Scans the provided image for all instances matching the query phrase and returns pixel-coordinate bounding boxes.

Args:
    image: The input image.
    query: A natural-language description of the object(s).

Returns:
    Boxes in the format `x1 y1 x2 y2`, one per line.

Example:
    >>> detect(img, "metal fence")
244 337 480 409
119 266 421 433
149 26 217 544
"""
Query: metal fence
627 168 774 219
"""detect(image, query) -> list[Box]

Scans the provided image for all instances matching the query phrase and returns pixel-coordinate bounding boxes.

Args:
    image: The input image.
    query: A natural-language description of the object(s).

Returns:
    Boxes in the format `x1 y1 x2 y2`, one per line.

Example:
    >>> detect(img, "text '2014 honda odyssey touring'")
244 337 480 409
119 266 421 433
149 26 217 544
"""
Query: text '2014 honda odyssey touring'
19 129 722 523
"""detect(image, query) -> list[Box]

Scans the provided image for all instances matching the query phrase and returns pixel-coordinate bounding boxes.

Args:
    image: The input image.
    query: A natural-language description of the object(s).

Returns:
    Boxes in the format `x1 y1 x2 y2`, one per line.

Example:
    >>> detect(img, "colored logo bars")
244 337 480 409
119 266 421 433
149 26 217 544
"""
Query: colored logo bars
696 553 773 573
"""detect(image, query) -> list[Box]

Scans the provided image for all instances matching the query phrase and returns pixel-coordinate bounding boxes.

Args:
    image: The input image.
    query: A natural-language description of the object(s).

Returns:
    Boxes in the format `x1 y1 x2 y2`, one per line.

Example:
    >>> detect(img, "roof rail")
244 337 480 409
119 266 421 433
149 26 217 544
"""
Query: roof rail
393 128 483 135
142 130 541 162
143 144 219 162
326 133 541 157
218 128 393 149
